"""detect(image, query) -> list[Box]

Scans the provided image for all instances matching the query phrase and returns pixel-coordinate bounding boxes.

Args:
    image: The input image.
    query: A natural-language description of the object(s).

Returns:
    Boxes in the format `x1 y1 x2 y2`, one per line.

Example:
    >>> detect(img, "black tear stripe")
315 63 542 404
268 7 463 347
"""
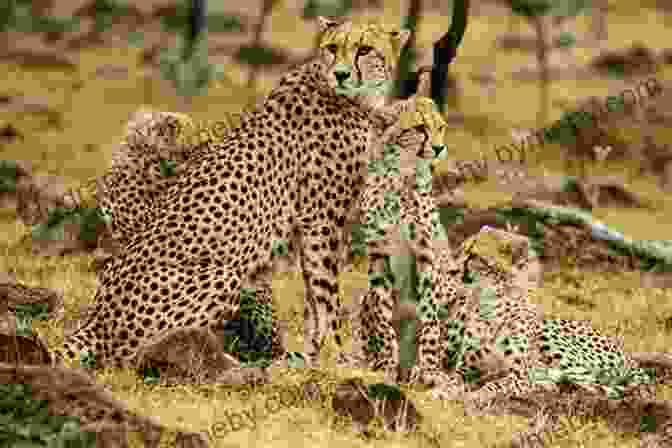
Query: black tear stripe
353 32 367 83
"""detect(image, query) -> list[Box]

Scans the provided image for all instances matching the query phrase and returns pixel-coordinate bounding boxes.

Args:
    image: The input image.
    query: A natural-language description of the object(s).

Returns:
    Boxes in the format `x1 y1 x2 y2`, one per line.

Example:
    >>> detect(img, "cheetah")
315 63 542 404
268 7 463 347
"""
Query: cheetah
295 91 451 274
420 226 654 404
53 16 411 369
95 107 249 247
411 227 552 399
344 95 453 382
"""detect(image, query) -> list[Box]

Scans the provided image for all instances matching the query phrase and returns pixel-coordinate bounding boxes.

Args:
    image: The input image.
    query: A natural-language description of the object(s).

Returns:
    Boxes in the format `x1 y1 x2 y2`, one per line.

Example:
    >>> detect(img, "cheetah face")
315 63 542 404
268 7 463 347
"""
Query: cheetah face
355 96 450 224
316 16 410 103
372 96 449 186
122 109 196 162
394 97 449 160
457 227 534 290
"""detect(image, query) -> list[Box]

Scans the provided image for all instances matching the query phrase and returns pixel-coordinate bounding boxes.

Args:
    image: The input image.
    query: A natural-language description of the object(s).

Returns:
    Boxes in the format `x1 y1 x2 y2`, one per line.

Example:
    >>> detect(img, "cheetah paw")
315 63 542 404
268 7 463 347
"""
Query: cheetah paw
335 351 365 369
409 366 460 389
429 384 467 401
408 366 434 387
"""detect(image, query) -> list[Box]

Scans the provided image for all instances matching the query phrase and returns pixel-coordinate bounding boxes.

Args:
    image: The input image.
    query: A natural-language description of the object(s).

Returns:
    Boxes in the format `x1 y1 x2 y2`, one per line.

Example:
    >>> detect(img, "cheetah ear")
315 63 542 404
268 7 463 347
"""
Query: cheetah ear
390 28 411 49
317 16 341 33
416 67 433 97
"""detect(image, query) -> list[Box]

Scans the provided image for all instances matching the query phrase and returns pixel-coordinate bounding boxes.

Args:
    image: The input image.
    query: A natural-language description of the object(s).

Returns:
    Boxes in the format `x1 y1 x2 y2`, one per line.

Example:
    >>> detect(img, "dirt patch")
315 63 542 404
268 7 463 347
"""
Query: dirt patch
134 325 273 386
332 378 422 434
488 389 672 447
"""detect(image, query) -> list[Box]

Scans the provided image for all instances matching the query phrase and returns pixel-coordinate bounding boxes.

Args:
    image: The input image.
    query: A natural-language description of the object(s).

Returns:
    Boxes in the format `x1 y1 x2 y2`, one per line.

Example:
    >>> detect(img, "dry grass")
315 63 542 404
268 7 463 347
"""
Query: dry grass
2 0 672 446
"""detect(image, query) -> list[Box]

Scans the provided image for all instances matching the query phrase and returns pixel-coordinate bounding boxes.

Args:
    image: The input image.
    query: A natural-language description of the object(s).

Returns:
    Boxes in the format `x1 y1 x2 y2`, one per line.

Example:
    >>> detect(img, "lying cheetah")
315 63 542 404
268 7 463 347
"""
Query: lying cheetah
54 17 411 369
354 214 654 403
422 227 654 404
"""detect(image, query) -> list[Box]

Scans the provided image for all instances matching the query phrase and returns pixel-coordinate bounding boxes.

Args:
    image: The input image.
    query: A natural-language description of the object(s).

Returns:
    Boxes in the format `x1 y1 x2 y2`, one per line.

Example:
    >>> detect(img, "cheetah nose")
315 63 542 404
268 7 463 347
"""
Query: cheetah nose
334 70 350 85
432 144 446 158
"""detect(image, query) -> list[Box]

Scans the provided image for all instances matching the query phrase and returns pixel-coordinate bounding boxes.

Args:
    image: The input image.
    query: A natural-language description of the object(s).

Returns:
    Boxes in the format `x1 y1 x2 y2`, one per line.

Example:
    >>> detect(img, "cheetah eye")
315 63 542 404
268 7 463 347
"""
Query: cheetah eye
325 44 339 54
357 45 374 56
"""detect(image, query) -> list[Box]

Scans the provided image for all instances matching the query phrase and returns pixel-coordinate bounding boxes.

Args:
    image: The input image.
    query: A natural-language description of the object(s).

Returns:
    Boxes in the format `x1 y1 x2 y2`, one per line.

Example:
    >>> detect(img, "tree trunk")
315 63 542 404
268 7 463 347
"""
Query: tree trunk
393 0 422 100
530 14 549 129
591 0 608 43
184 0 206 61
246 0 280 90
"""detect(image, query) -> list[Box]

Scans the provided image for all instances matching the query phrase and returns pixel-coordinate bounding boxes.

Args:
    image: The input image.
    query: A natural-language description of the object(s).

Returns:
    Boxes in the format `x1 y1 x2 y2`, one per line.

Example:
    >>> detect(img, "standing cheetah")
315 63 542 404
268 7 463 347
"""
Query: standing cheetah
54 17 410 369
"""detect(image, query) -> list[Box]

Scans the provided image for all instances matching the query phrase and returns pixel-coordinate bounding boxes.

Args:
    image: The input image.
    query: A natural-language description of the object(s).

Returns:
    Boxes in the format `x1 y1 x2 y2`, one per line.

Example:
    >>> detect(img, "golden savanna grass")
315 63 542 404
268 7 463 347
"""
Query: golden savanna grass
2 0 672 446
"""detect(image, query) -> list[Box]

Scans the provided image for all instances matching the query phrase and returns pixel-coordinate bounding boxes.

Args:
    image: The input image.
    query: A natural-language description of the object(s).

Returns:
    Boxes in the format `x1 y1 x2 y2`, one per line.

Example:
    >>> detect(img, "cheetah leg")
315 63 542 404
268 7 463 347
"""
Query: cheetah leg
242 278 289 362
296 220 344 367
409 319 456 387
356 295 399 383
56 280 120 368
353 249 399 381
407 273 457 390
405 205 451 387
461 372 538 404
425 373 469 401
446 355 560 404
410 312 470 396
429 361 535 402
60 262 287 370
57 319 110 368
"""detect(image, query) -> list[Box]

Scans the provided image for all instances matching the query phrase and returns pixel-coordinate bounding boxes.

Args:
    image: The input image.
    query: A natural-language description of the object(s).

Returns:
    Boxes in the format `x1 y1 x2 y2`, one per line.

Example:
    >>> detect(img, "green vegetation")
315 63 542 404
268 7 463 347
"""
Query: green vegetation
0 384 96 448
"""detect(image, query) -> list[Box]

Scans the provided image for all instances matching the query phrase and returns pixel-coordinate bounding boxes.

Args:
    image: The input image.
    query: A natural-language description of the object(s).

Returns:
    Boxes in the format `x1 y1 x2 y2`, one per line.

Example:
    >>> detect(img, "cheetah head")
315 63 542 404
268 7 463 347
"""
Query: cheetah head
316 16 410 106
121 108 198 164
368 96 449 186
393 96 449 161
456 226 540 295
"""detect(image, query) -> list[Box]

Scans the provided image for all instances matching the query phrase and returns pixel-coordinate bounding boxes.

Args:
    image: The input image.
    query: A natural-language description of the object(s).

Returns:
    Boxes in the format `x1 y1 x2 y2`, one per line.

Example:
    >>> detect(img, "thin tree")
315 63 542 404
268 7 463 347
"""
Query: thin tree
392 0 422 100
246 0 282 90
393 0 470 115
178 0 207 110
504 0 591 128
185 0 207 61
590 0 607 44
